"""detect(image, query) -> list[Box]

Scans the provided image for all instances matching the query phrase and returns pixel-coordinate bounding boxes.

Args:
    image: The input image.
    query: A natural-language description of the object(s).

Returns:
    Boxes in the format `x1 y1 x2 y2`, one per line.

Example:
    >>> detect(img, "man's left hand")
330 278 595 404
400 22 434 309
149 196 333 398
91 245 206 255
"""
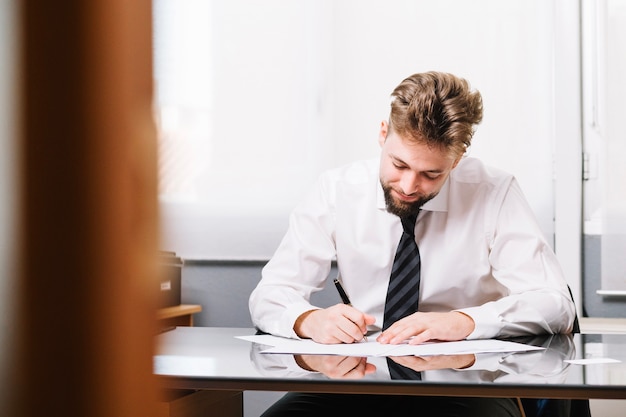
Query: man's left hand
389 353 476 372
376 311 475 345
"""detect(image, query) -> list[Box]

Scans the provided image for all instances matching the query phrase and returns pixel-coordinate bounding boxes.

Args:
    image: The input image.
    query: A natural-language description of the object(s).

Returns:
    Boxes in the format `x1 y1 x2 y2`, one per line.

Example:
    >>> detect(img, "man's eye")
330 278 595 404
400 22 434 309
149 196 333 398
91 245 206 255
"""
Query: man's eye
425 173 441 180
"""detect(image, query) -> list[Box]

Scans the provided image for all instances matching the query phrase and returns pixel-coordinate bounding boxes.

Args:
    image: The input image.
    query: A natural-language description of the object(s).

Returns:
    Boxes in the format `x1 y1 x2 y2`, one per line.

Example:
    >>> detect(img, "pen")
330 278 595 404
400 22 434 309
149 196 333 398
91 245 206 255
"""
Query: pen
333 274 368 342
333 277 352 306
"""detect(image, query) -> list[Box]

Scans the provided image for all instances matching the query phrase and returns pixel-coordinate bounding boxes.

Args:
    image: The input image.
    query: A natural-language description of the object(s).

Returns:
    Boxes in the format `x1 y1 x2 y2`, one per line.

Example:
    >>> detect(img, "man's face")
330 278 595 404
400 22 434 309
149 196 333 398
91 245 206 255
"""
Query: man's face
378 121 460 218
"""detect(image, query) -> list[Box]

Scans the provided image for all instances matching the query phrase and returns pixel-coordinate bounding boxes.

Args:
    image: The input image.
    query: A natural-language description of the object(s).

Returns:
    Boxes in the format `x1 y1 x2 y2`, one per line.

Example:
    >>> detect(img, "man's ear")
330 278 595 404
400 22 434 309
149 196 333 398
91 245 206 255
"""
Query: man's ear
378 120 389 147
452 155 463 170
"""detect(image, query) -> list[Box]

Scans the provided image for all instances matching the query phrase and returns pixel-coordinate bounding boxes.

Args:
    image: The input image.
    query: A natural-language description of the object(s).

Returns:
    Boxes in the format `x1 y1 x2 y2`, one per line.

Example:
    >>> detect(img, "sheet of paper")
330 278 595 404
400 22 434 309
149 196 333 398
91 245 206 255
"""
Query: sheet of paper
236 334 544 357
237 334 395 356
564 358 621 365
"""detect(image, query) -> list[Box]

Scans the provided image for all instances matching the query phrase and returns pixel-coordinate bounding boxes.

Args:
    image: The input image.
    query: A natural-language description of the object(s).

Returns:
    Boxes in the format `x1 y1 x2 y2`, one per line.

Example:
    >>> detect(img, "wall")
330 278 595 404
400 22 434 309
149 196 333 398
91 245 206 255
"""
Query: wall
181 261 339 328
583 236 624 317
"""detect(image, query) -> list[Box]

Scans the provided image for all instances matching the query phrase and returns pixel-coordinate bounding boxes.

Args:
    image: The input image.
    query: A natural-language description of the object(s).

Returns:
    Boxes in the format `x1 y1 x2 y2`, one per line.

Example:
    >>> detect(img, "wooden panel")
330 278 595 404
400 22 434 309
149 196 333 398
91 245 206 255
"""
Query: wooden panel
157 390 243 417
14 1 159 416
157 304 203 321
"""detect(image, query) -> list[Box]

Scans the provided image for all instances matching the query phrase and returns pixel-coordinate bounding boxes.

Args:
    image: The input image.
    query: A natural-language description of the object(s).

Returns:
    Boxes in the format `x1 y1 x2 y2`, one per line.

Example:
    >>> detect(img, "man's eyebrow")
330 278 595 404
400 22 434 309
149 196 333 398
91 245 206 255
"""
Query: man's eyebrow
390 154 407 165
390 154 444 173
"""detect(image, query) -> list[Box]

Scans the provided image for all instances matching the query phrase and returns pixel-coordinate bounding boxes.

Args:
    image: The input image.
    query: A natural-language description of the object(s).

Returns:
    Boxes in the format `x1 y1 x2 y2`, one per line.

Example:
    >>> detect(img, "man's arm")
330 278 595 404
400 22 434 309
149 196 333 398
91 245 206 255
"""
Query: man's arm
249 173 340 338
458 178 575 339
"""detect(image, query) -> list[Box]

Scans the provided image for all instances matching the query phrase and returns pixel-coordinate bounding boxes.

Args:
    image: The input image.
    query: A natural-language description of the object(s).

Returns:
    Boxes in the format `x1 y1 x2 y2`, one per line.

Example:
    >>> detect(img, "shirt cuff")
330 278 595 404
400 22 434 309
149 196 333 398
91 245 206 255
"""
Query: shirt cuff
455 303 504 339
282 304 321 339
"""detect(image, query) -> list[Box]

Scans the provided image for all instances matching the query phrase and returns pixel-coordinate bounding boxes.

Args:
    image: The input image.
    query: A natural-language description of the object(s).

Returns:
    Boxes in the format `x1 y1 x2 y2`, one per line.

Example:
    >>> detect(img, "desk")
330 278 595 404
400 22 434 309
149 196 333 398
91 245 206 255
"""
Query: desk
157 304 202 328
155 327 626 416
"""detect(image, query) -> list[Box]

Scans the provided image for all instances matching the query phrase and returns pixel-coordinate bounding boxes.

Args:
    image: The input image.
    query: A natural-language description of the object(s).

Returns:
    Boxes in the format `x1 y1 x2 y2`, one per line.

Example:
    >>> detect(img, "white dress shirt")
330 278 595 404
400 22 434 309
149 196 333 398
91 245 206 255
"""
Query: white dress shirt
249 157 576 339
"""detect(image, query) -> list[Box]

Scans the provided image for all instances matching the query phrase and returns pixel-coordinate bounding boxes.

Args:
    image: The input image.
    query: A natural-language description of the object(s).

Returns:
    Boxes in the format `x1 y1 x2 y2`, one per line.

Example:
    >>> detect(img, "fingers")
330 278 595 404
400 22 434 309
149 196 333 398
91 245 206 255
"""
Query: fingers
299 355 376 379
377 312 474 345
388 354 475 372
303 304 375 344
332 319 363 344
334 357 376 379
335 305 373 342
376 317 420 344
334 356 366 378
377 323 426 345
408 328 435 345
304 306 477 345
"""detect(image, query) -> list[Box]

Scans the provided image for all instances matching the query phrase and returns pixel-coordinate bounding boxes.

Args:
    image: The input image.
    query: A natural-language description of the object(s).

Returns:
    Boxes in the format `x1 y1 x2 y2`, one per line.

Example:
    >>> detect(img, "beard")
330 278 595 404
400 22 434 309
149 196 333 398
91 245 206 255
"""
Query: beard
381 180 437 218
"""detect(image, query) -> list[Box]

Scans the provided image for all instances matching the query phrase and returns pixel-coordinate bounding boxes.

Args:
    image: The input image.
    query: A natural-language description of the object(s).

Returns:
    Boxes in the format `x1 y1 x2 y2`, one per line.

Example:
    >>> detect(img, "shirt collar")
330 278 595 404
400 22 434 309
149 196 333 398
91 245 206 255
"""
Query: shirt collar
421 177 450 212
376 179 387 210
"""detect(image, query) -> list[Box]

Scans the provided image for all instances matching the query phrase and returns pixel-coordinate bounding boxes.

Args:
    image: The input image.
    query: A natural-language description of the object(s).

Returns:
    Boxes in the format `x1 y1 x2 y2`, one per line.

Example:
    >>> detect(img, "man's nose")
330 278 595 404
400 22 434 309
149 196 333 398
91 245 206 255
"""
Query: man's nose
399 172 419 195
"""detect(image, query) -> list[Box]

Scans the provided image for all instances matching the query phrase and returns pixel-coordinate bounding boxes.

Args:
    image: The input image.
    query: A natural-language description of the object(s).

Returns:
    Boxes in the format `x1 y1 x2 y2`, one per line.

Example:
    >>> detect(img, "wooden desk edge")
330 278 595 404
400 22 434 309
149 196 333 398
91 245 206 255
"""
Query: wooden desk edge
157 304 203 320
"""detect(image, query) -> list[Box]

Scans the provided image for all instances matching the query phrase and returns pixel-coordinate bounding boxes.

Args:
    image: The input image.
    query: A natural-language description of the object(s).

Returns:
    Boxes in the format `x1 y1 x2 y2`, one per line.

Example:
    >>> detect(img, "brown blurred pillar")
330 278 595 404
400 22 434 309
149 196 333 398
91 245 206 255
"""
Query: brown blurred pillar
14 1 159 416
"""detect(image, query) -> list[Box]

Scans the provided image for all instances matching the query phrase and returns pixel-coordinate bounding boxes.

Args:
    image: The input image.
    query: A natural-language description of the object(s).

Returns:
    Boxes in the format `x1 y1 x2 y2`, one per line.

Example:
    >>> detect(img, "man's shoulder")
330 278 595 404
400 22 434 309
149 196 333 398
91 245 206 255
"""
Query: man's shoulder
452 157 514 186
322 159 378 184
312 159 379 208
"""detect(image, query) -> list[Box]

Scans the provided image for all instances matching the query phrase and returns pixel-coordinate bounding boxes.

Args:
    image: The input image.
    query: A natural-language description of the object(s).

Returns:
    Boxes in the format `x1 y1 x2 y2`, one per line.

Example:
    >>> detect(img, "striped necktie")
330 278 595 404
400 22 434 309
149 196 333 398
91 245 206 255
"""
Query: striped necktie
386 357 422 380
383 213 421 330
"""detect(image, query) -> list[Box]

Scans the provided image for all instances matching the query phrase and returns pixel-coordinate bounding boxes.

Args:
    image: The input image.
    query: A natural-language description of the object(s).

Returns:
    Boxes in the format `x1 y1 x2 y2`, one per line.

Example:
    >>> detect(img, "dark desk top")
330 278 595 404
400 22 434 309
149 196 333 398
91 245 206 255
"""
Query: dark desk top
154 327 626 399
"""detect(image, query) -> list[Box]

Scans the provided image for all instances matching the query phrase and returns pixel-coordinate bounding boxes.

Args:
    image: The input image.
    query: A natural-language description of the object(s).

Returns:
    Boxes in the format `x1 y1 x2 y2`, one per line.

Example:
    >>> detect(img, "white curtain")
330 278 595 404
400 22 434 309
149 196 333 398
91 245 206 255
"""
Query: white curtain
154 0 563 260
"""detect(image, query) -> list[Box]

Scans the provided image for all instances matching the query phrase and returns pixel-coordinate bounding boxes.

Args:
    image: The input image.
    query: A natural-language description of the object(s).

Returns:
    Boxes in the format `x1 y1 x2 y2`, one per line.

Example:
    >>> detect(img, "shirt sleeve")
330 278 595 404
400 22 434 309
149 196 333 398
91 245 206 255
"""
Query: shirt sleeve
457 178 577 339
249 173 337 339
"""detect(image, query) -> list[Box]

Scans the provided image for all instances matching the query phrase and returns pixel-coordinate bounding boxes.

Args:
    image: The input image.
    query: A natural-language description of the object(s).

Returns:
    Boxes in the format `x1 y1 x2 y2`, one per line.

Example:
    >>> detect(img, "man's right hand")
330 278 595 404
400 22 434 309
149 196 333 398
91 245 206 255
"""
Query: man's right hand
294 304 376 344
295 355 376 379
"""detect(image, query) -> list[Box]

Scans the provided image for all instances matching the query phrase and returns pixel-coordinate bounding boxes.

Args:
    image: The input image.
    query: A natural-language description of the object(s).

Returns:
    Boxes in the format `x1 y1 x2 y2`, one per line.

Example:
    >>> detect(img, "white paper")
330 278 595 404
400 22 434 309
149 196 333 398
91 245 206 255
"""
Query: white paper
236 335 544 357
564 358 621 365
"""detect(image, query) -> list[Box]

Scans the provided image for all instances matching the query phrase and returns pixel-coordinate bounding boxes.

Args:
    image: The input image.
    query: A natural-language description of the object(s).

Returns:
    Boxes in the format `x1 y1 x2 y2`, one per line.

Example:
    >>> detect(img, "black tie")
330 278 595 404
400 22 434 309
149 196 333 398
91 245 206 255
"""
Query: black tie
386 357 422 380
383 213 421 331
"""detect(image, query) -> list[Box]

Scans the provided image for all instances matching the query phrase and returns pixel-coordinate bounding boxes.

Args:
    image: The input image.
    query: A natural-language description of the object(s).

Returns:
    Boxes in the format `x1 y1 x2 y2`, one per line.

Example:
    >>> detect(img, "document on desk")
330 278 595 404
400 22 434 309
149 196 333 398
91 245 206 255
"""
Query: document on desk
236 334 544 357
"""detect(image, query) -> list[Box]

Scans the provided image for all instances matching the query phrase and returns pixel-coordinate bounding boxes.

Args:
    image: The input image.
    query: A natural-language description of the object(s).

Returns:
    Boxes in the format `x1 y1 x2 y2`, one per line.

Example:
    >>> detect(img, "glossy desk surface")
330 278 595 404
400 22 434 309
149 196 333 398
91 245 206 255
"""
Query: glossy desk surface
154 327 626 399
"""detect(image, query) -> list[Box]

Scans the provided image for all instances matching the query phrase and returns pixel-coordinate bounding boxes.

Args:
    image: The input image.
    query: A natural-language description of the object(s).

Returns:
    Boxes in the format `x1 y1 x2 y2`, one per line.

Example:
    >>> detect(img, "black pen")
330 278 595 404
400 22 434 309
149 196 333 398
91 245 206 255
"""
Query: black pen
333 274 368 342
333 277 352 305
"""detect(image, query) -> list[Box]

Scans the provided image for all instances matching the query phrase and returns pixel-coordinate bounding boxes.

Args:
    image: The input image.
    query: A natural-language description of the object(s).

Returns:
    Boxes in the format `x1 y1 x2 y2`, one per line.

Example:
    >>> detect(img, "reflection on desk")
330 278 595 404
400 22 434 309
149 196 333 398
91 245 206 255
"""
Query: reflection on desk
248 333 575 384
154 327 626 400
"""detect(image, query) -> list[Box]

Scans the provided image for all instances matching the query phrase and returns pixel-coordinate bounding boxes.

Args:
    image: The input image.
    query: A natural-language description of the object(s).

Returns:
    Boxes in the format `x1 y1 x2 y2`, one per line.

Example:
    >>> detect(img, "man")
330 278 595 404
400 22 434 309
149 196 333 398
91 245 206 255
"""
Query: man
249 71 576 416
